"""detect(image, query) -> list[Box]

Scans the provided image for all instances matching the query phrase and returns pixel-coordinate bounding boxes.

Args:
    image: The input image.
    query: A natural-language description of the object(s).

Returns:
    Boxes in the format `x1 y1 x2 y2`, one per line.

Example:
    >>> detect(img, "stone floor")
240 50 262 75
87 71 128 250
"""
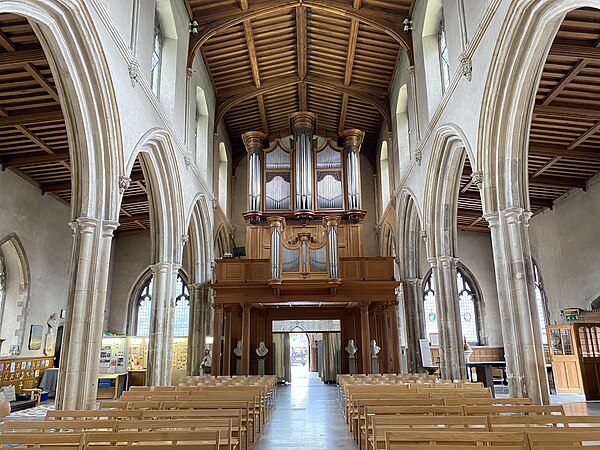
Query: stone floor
253 367 357 450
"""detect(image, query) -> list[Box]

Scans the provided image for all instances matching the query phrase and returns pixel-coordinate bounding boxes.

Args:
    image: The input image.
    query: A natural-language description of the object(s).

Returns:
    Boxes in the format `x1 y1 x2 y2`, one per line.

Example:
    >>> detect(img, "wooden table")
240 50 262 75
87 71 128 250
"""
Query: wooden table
96 373 127 400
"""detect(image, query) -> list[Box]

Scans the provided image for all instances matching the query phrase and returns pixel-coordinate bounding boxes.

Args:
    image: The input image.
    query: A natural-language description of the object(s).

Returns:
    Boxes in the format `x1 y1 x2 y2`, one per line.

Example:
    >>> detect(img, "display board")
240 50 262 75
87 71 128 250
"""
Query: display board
0 356 53 393
99 336 127 374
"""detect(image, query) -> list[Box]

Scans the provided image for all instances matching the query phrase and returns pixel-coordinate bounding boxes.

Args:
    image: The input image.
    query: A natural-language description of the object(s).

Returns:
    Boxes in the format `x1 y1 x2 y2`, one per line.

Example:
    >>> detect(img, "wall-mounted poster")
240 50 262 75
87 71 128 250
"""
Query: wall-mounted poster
29 325 43 350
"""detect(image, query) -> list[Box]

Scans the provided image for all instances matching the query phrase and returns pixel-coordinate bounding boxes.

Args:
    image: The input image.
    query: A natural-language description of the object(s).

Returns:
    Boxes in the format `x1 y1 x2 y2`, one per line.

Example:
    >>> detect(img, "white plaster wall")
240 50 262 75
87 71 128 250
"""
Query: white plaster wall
529 179 600 325
0 169 71 357
456 230 502 346
231 156 248 249
106 234 152 335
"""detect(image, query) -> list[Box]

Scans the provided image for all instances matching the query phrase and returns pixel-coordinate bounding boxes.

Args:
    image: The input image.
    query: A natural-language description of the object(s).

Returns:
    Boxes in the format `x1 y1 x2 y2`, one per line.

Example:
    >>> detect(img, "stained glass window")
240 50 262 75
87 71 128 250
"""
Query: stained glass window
423 266 481 344
438 15 450 92
150 13 163 96
136 278 153 337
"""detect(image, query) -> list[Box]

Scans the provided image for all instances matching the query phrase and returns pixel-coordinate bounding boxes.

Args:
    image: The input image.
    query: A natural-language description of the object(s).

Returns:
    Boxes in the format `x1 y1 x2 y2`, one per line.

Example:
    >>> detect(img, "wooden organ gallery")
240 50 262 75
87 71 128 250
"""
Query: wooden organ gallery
211 112 400 378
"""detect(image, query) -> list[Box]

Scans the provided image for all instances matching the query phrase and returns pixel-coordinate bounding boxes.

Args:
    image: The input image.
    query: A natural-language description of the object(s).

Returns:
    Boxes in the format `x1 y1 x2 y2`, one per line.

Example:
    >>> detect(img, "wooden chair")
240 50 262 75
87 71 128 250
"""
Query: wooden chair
385 430 528 449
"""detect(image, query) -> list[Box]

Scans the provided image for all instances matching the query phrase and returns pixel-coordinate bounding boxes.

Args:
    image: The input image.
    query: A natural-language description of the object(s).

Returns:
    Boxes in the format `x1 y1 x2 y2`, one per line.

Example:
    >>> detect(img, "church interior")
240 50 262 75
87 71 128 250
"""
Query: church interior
1 0 600 447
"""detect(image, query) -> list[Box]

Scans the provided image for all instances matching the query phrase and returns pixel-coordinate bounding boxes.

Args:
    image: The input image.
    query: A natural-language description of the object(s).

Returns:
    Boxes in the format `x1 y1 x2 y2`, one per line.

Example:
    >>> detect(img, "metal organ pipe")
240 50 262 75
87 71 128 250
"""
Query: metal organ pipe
324 216 340 279
341 129 365 212
291 112 317 216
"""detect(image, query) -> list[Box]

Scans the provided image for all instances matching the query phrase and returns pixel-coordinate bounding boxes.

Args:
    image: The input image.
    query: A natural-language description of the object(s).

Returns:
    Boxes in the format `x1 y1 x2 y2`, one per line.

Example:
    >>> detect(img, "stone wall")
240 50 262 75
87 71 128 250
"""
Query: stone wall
0 169 72 357
530 179 600 324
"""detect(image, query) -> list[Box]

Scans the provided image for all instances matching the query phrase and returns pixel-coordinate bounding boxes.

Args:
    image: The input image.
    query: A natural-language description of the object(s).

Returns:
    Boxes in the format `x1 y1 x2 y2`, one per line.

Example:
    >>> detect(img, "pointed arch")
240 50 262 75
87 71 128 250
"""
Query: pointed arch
397 189 424 280
125 129 186 264
424 124 475 258
185 194 214 284
0 0 122 221
477 0 600 213
0 233 31 353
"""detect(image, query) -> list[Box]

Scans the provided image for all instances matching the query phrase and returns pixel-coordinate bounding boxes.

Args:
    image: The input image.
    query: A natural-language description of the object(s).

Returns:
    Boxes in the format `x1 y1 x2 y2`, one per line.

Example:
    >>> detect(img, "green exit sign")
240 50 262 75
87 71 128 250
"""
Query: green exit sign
565 314 579 321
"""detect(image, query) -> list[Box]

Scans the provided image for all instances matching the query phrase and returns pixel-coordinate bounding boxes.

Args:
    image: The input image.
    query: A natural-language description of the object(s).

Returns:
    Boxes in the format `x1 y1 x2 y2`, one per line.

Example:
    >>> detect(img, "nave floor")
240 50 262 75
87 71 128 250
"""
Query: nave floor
253 369 356 450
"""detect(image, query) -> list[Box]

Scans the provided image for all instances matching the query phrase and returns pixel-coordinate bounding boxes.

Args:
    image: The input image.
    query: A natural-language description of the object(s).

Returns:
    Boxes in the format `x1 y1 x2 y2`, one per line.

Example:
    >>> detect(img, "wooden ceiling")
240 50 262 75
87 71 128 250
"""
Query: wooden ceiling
0 14 149 234
458 7 600 232
186 0 415 166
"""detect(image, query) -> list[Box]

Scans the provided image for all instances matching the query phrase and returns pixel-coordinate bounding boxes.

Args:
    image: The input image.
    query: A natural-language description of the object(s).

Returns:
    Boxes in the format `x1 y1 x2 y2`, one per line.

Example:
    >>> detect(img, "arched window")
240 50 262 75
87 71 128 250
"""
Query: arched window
533 260 550 345
422 264 483 345
150 12 163 96
379 141 391 210
218 142 229 213
395 84 410 172
195 87 209 179
437 14 450 92
133 273 190 337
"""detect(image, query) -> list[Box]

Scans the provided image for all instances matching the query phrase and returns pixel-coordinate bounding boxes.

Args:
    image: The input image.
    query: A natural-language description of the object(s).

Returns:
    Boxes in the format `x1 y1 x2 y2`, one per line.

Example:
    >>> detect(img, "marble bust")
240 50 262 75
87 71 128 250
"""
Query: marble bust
256 341 269 357
233 340 242 357
345 339 357 357
370 339 381 356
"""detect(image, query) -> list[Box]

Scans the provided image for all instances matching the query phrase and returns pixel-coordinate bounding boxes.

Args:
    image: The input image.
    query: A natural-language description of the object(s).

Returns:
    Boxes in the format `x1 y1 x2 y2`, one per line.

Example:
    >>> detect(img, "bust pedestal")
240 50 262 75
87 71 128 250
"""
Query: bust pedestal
348 355 356 375
257 357 265 375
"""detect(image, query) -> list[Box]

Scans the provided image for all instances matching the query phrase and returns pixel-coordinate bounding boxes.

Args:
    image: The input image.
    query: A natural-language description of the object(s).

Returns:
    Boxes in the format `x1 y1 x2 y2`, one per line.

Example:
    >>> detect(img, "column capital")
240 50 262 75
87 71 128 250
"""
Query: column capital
408 65 416 76
483 211 500 228
242 303 253 311
359 302 371 312
212 303 224 312
438 255 459 267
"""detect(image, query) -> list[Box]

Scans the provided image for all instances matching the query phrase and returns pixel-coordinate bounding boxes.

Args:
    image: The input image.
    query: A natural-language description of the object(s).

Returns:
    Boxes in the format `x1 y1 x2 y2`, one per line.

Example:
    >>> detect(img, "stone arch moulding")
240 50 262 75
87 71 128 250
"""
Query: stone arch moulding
185 194 214 284
478 0 600 214
423 124 474 258
0 234 31 354
397 189 424 280
0 0 123 221
125 128 186 265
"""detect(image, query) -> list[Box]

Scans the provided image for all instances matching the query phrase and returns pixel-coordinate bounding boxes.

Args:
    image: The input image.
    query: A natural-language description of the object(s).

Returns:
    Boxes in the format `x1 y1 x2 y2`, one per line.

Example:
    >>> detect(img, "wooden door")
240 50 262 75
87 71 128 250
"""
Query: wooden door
546 325 583 394
574 324 600 400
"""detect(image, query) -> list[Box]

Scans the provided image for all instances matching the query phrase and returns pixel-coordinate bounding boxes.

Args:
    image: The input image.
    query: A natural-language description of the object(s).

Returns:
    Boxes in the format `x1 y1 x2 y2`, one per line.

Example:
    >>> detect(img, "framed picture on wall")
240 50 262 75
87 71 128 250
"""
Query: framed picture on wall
29 325 43 350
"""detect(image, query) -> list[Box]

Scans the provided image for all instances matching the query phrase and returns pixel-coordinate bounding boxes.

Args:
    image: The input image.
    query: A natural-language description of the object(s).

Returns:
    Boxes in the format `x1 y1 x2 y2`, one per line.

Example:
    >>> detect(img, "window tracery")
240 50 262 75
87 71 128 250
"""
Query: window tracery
134 273 190 337
423 265 482 344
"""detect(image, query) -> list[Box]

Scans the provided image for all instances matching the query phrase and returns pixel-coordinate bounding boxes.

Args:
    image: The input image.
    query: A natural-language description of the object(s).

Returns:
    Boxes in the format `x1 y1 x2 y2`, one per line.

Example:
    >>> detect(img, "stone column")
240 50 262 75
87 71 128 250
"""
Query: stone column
241 303 252 375
56 217 117 411
222 307 232 376
360 302 371 374
147 262 179 386
187 282 209 375
402 278 426 373
211 303 224 376
430 257 465 380
375 306 387 374
485 208 550 404
387 301 401 373
341 129 365 217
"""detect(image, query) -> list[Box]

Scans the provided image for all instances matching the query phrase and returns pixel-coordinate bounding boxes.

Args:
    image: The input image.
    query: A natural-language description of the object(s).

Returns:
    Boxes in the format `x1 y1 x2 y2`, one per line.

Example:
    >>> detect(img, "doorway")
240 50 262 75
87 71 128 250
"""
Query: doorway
289 328 310 382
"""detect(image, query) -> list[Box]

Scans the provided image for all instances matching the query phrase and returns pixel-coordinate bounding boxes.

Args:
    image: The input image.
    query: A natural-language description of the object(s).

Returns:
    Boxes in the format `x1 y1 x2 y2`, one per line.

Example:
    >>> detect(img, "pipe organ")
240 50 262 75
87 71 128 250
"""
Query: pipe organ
242 113 367 280
211 112 401 378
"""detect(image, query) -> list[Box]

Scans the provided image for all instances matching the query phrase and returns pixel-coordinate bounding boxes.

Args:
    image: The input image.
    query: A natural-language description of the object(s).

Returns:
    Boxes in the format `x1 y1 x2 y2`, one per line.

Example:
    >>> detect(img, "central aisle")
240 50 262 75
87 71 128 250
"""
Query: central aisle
253 369 357 449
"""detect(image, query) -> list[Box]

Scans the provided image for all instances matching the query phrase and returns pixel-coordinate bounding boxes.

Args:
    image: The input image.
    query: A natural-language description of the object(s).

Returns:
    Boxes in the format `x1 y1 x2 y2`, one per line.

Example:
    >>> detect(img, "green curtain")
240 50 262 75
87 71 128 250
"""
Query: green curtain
321 332 341 382
272 333 291 383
